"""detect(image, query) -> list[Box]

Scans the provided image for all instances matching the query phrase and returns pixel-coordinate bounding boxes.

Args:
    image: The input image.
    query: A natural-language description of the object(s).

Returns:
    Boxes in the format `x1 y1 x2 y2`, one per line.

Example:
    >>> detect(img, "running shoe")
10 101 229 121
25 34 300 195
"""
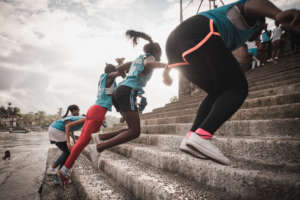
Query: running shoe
186 133 230 165
180 136 206 159
46 167 56 176
57 170 70 185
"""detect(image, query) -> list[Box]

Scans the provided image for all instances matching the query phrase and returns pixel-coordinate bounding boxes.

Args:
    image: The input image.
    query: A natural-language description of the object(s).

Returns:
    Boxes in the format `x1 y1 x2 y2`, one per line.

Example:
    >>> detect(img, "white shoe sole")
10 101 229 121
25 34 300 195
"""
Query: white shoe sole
46 171 57 176
186 133 230 165
180 137 207 159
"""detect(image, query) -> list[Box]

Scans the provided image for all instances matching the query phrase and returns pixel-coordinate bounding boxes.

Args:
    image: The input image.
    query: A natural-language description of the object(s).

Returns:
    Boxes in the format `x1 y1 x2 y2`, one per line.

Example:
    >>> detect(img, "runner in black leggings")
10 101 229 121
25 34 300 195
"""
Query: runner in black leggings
163 0 300 165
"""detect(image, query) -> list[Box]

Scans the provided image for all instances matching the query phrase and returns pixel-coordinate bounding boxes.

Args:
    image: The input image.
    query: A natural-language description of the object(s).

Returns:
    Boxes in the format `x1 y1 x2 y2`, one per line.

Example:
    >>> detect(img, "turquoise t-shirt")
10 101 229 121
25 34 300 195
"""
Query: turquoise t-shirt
119 54 153 94
51 115 85 132
261 31 271 42
95 73 116 111
200 0 261 51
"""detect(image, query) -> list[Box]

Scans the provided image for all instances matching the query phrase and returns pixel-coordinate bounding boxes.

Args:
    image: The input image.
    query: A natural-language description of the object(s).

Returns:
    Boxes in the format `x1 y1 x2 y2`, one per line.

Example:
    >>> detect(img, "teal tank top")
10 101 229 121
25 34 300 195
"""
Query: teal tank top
200 0 261 51
95 73 117 111
119 54 153 93
51 115 85 132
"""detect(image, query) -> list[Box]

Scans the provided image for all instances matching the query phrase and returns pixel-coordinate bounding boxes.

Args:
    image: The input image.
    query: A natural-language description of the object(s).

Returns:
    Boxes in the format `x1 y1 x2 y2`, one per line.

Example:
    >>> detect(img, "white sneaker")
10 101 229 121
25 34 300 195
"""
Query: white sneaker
46 167 56 175
186 133 230 165
179 137 207 159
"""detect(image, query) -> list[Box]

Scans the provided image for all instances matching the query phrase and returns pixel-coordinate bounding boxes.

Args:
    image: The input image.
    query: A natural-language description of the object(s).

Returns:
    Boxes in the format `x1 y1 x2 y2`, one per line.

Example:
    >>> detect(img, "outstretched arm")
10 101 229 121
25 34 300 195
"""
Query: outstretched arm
244 0 300 31
65 118 85 150
144 61 168 70
117 62 132 72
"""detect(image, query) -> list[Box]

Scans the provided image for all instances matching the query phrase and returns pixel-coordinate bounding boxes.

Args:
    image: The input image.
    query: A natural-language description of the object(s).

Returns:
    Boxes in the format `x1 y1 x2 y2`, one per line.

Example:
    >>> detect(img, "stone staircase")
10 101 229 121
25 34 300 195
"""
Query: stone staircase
81 54 300 200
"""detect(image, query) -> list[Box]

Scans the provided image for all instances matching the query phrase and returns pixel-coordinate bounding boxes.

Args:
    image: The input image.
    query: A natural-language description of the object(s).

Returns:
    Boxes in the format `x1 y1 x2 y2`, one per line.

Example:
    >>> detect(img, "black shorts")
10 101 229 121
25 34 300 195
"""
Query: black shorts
112 85 138 112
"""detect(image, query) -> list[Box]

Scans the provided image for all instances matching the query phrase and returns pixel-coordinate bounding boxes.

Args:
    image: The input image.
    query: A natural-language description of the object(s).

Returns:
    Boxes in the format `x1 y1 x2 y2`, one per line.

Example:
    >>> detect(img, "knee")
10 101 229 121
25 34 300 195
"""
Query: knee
129 128 140 139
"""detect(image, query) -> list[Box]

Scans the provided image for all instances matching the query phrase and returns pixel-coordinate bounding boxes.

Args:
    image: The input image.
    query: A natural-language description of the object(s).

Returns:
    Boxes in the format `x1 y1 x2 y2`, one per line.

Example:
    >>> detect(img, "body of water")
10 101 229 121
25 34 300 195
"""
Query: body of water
0 131 50 200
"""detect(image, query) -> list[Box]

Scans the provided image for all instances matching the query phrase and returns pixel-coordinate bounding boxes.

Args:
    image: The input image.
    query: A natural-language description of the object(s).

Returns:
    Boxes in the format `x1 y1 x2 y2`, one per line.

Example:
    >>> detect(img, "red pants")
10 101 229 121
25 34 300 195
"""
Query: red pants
64 105 107 169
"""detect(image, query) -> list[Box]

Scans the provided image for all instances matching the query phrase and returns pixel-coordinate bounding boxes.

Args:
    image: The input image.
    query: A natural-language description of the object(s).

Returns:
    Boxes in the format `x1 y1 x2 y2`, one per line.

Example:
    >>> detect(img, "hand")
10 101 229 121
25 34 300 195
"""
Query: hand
276 9 300 32
67 142 73 151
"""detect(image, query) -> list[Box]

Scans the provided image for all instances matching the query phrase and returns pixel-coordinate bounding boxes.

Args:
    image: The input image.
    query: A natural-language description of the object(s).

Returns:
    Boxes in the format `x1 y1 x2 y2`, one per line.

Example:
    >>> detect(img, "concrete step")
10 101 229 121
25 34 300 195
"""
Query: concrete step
151 92 300 114
108 144 300 200
42 148 134 200
142 102 300 120
41 148 79 200
247 67 300 87
151 83 300 114
246 63 300 84
246 55 300 80
130 134 300 173
246 59 300 80
249 76 300 91
72 153 136 200
96 150 226 200
139 118 300 138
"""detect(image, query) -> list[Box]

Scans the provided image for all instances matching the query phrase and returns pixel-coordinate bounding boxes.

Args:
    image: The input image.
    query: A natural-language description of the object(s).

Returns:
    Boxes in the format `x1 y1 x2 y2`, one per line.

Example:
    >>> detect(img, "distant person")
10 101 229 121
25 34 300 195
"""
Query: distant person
57 63 125 185
2 150 11 160
47 105 85 175
261 24 273 62
271 22 284 60
247 41 261 69
163 0 300 165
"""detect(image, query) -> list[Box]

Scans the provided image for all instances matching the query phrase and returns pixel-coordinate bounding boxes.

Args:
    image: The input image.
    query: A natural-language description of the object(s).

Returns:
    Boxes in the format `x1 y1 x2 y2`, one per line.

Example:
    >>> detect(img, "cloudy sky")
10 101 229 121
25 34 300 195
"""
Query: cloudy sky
0 0 299 116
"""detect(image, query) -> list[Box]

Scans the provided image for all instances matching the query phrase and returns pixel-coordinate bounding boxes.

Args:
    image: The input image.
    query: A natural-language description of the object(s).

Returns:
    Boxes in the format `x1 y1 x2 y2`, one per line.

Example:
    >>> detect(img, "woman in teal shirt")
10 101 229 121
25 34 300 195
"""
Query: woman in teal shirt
163 0 300 165
47 105 85 175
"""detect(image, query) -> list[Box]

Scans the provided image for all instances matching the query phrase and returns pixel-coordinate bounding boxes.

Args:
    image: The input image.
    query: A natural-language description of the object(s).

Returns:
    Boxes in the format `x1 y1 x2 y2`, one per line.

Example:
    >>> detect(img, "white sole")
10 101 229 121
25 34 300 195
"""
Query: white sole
179 137 207 159
186 133 230 165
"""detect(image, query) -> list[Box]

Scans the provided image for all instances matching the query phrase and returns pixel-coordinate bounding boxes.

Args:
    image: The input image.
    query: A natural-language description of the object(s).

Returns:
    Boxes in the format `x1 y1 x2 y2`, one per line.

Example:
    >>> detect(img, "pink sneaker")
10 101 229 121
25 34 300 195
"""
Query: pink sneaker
57 170 70 185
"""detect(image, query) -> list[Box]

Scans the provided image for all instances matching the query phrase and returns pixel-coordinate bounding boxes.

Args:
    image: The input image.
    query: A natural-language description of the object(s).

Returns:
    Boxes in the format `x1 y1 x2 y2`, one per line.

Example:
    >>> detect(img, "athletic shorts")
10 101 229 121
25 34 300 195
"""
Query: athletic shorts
112 85 138 112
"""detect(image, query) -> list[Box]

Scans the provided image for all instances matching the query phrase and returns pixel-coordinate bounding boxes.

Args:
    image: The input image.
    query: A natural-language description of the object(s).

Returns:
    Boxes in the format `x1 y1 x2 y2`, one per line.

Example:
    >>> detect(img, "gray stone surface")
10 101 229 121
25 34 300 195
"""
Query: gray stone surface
41 148 135 200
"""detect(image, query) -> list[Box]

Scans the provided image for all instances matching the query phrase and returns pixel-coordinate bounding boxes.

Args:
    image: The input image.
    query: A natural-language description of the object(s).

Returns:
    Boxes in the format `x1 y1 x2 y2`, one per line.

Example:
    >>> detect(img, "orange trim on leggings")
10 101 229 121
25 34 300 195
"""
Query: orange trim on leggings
168 19 220 68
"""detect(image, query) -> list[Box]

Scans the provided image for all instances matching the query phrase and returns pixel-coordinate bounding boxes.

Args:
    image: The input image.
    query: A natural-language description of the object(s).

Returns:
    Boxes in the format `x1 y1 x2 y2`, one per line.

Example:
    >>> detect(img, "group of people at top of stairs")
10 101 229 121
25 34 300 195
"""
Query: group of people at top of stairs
46 0 300 185
244 21 297 70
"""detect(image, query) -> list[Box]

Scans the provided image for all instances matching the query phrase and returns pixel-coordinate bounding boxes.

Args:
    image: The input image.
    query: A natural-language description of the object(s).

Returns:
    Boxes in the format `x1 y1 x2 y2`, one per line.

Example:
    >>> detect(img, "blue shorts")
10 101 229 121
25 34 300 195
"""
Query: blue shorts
248 48 257 57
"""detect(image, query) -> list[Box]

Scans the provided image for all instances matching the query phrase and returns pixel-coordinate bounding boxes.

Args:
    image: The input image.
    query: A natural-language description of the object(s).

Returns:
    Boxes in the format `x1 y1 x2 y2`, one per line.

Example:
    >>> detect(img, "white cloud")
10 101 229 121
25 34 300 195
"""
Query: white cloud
1 0 299 116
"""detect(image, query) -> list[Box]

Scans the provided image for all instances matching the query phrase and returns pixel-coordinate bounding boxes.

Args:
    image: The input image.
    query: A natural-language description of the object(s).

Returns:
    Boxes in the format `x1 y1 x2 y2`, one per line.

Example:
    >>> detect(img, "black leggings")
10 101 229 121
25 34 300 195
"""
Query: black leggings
54 142 70 169
166 15 248 134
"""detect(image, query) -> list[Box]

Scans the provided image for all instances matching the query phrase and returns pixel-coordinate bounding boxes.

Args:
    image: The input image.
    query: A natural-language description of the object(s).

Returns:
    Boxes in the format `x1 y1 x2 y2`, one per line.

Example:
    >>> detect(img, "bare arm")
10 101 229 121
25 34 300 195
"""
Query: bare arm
106 70 125 88
65 118 85 150
70 131 76 144
244 0 300 31
144 61 168 70
244 0 281 19
116 62 132 73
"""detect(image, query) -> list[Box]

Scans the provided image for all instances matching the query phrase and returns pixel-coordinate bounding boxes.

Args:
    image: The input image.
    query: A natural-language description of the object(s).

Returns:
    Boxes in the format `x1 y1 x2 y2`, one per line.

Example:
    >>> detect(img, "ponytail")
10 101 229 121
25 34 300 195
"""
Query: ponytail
126 30 162 61
62 104 79 118
125 30 153 46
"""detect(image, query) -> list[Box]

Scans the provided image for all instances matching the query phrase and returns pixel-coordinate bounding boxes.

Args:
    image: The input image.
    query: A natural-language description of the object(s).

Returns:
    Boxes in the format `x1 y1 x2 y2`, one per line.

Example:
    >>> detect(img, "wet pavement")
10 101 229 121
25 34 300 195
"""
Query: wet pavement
0 131 50 200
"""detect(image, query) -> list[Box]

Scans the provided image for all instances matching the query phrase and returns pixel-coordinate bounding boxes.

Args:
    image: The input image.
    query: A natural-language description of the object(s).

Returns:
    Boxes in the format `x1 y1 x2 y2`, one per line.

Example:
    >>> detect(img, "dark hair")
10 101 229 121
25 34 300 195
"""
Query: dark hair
62 104 79 118
125 30 161 60
104 63 116 74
